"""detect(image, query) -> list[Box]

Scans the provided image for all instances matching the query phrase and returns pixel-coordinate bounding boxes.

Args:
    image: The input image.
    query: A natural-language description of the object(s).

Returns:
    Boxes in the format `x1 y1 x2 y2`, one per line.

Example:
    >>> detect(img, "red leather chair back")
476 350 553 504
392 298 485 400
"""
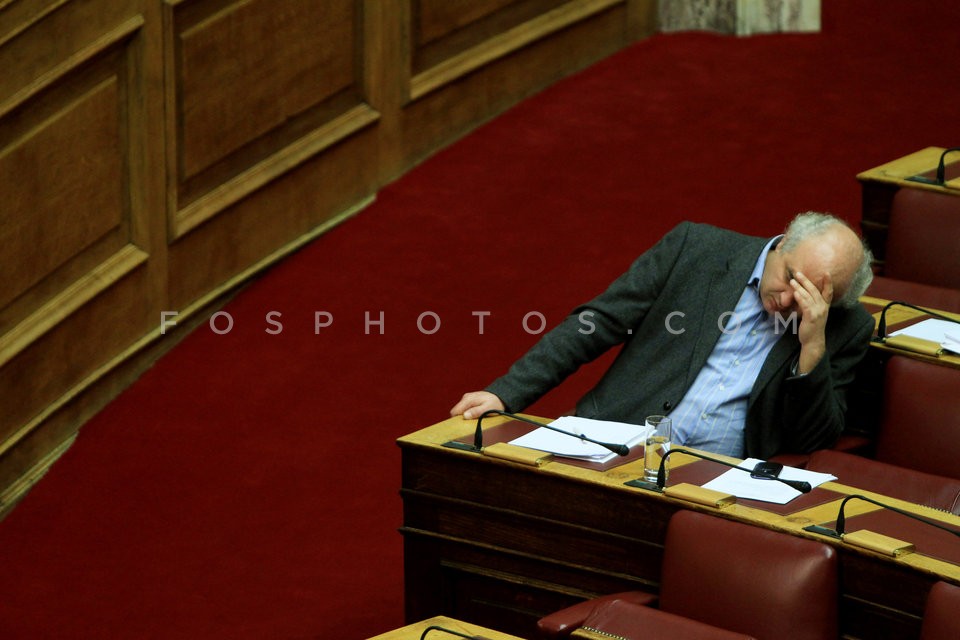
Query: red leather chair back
658 510 838 640
805 449 960 515
920 581 960 640
884 188 960 288
875 355 960 480
865 276 960 314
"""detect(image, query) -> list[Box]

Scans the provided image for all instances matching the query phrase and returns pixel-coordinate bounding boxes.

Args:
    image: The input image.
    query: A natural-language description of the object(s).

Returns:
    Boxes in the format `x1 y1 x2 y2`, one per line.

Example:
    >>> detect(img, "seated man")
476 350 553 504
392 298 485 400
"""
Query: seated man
450 213 875 459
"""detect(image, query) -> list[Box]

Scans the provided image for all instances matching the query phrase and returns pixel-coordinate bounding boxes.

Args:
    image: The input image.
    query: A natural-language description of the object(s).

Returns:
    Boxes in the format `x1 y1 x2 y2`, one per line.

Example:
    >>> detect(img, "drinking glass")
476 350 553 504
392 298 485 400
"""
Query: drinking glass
642 415 672 484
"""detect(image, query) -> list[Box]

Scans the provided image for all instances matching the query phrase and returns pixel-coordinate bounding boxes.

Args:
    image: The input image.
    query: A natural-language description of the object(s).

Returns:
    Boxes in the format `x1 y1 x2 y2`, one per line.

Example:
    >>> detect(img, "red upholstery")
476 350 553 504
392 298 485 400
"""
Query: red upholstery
537 591 656 637
805 449 960 515
769 433 873 469
538 510 838 640
873 356 960 480
920 581 960 640
883 188 960 289
657 511 838 640
865 187 960 312
866 276 960 313
576 599 754 640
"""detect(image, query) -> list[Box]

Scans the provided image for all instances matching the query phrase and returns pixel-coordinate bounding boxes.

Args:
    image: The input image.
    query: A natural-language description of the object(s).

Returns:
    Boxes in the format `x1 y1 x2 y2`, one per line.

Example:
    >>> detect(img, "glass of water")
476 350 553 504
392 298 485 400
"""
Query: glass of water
642 415 672 485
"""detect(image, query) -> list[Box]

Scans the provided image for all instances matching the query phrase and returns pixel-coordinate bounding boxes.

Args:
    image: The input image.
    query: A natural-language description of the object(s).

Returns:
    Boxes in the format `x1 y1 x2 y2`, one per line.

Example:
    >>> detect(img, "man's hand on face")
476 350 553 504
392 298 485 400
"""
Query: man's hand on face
791 270 831 374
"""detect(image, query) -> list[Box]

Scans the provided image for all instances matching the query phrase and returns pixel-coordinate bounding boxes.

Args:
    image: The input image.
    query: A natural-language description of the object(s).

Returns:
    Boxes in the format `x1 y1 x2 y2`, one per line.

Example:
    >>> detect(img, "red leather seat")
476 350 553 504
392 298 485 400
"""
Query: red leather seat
874 356 960 480
803 355 960 514
920 581 960 640
867 188 960 312
805 449 960 515
882 188 960 289
867 276 960 313
538 510 838 640
574 598 754 640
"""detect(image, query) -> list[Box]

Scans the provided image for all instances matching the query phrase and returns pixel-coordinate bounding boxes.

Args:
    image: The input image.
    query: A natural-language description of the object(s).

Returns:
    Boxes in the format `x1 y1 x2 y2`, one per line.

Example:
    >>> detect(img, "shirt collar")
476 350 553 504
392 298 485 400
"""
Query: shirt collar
748 235 783 289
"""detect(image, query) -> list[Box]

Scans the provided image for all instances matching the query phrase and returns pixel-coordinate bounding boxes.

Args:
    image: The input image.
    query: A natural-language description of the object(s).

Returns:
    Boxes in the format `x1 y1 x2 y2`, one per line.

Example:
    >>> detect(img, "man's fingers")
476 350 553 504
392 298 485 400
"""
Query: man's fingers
792 270 829 306
821 272 834 304
449 393 476 417
451 392 503 420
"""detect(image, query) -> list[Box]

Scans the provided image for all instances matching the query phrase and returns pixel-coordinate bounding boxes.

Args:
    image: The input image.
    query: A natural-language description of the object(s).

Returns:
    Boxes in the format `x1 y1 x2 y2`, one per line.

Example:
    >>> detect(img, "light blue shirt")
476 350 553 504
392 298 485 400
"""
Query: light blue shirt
668 237 783 456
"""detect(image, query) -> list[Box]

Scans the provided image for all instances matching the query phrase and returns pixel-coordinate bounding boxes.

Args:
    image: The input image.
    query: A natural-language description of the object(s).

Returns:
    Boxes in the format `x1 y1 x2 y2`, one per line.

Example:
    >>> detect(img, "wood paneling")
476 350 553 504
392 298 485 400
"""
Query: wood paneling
167 0 378 238
176 1 356 180
0 0 656 511
0 75 124 309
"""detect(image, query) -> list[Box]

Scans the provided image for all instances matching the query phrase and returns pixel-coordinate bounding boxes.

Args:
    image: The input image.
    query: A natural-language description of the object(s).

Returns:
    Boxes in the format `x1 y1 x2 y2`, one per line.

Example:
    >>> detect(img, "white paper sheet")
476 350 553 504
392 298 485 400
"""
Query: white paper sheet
701 458 837 504
942 331 960 355
508 416 652 463
891 318 959 349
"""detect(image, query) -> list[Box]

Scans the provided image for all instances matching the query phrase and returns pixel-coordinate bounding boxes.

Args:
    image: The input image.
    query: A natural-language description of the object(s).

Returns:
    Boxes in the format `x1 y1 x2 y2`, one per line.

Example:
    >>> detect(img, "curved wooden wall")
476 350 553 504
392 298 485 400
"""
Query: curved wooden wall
0 0 654 508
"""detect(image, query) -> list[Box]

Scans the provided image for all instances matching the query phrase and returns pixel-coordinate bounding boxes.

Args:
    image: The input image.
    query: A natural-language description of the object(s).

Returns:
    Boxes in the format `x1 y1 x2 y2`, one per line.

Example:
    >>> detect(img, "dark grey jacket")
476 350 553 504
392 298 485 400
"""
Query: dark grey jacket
486 222 875 459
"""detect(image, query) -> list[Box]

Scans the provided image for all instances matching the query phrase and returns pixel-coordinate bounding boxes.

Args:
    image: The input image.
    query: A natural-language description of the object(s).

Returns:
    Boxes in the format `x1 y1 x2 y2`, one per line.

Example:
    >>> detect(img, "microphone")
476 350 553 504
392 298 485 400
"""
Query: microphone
473 410 629 456
874 300 960 342
420 625 492 640
805 493 960 539
936 146 960 185
906 146 960 186
652 447 812 493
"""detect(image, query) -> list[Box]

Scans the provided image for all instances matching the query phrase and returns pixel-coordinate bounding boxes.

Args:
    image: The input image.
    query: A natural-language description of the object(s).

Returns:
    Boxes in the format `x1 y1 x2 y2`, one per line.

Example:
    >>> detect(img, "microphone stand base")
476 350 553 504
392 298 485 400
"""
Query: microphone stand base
625 478 663 492
442 440 479 453
905 175 942 186
803 524 842 539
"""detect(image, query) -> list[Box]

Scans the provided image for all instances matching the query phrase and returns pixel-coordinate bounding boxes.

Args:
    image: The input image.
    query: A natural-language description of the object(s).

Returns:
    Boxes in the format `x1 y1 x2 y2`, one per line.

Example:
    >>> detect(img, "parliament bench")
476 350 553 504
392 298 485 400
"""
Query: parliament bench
537 510 838 640
803 354 960 514
866 187 960 312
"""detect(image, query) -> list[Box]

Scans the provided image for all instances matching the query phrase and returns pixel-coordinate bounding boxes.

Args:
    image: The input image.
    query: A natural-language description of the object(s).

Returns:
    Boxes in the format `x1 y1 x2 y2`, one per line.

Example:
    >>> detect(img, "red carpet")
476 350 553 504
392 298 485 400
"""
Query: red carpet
2 2 959 638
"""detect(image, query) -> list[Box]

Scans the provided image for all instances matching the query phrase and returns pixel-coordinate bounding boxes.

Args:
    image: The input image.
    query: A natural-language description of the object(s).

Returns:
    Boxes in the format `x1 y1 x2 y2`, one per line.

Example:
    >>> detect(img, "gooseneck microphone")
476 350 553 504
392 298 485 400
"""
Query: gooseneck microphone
936 146 960 185
474 410 630 456
906 146 960 186
874 300 960 342
832 494 960 538
655 447 812 493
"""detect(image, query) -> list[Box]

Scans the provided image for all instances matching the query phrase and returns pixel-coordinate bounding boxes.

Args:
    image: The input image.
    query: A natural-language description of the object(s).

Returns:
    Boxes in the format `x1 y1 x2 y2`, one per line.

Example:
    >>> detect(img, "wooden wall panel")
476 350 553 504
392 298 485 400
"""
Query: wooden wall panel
413 0 573 75
166 0 379 241
0 0 656 509
174 0 356 181
384 0 653 181
1 80 122 305
416 0 517 48
164 0 380 308
0 0 166 505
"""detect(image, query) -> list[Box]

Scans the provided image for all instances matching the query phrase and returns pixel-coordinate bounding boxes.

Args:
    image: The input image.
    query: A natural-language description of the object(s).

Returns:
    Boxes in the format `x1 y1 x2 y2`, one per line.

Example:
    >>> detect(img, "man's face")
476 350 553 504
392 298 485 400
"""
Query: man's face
758 238 830 317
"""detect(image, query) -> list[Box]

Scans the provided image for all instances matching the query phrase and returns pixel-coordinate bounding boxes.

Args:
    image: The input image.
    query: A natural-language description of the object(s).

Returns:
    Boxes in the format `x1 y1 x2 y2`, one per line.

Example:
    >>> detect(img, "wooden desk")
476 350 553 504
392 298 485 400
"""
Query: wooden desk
862 295 960 370
368 616 523 640
857 146 960 266
399 416 960 640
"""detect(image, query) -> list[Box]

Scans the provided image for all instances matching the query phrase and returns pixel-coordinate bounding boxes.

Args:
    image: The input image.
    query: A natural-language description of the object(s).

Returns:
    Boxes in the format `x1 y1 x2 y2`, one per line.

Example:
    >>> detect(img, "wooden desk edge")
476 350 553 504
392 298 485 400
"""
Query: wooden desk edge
857 147 960 191
367 615 524 640
400 418 960 584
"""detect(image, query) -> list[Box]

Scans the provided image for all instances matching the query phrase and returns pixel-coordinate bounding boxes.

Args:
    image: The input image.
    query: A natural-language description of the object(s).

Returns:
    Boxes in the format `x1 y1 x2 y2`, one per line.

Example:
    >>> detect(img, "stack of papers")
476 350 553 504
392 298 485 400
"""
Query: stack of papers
943 332 960 355
891 318 960 354
508 416 652 464
702 458 836 504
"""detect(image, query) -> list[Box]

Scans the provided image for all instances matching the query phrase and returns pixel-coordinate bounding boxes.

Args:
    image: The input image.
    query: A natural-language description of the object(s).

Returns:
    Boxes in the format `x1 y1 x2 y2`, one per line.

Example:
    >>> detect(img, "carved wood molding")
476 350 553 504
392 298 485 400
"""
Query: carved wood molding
0 245 149 369
171 103 380 239
409 0 625 102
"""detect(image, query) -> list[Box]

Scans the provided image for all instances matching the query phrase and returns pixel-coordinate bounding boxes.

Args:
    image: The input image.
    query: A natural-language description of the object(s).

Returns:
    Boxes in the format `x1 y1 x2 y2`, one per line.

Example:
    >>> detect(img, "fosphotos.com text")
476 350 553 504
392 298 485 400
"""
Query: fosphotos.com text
159 310 799 337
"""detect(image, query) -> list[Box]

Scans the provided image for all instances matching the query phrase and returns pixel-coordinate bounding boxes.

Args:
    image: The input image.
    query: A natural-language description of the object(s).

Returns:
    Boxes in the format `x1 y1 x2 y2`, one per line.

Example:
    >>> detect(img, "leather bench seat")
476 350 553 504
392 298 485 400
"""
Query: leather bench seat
805 449 960 515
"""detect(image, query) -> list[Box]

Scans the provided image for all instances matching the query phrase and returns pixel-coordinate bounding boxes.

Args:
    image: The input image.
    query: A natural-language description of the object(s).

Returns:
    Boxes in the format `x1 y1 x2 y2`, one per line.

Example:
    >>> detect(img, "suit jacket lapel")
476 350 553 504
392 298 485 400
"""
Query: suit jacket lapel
750 328 800 403
686 236 769 386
